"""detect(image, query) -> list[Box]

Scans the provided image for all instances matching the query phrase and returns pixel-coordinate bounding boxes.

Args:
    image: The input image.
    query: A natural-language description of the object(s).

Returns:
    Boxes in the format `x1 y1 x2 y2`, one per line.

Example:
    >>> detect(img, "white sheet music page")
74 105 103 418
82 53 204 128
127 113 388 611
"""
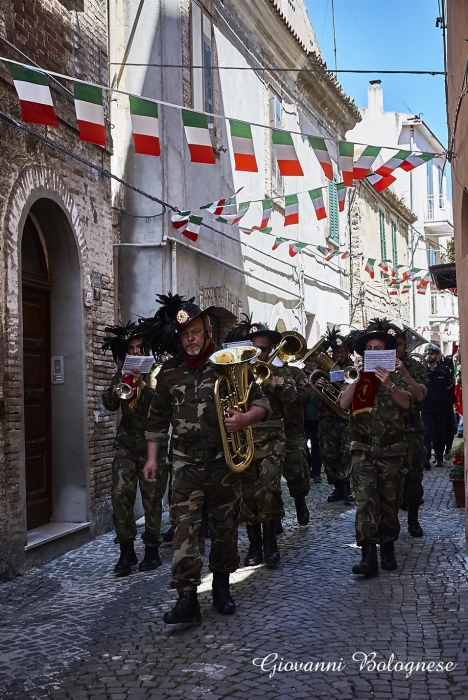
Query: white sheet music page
363 350 396 373
121 355 154 374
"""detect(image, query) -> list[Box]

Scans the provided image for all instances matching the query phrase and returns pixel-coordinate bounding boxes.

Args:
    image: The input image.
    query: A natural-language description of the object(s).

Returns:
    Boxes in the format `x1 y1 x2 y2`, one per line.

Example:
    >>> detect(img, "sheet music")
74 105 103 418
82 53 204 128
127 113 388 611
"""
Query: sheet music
121 355 154 374
363 350 396 373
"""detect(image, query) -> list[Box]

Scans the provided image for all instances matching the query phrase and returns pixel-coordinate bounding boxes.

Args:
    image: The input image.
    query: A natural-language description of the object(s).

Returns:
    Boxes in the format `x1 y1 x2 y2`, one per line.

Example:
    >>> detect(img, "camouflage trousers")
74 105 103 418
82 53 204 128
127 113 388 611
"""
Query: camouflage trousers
112 448 169 547
402 432 425 507
283 433 310 499
318 416 351 485
241 430 285 524
350 449 406 546
170 454 241 591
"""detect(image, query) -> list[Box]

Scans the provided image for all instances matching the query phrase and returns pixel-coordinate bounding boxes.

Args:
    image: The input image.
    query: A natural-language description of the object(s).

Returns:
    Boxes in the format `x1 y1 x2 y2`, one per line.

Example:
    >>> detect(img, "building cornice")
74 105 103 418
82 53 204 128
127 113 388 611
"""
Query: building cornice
361 180 418 225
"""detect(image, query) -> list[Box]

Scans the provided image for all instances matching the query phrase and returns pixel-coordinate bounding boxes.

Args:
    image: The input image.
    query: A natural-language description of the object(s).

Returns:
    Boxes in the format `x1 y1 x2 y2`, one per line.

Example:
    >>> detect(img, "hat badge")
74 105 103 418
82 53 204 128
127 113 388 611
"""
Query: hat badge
176 309 190 325
249 325 259 334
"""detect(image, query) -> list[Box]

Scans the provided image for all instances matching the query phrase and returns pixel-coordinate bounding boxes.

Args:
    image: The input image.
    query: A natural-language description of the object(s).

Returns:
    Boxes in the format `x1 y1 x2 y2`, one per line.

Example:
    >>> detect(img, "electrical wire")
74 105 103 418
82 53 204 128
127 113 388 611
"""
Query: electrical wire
106 63 445 76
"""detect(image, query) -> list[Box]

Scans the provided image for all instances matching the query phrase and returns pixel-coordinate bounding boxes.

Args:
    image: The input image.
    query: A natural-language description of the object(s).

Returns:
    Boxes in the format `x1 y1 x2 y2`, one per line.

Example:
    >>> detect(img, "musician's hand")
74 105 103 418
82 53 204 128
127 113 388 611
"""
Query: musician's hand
315 376 326 388
224 409 247 433
354 357 363 371
131 369 145 389
375 365 392 389
269 375 277 390
143 460 158 482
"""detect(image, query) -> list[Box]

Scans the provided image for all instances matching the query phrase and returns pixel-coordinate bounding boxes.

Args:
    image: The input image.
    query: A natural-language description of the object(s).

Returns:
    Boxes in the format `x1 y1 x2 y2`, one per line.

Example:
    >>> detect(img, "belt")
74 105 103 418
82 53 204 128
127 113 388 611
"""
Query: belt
354 433 403 448
174 442 221 461
255 419 284 429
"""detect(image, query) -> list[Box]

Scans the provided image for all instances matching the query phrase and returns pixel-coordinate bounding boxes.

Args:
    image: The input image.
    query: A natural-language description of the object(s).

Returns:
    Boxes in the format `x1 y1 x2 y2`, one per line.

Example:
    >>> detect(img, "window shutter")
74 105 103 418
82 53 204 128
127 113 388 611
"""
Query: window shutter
328 178 339 243
391 220 398 267
379 209 387 261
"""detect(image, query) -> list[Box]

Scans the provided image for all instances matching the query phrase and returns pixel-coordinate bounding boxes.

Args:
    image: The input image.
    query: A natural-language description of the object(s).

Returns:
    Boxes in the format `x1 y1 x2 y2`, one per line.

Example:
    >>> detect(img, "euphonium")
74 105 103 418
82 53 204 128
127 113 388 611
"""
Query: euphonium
251 331 307 387
210 345 261 473
307 337 350 420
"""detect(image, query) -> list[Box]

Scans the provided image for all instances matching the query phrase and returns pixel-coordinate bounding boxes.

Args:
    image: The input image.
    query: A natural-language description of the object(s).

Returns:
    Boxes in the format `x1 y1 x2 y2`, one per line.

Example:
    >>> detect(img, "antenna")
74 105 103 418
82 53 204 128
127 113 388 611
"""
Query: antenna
331 0 338 78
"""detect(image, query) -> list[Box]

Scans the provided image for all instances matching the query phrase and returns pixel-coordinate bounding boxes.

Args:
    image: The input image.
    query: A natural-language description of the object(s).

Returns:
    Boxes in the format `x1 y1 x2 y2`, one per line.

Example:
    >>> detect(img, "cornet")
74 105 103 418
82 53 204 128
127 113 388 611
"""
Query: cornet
343 366 360 384
251 331 307 387
115 378 135 399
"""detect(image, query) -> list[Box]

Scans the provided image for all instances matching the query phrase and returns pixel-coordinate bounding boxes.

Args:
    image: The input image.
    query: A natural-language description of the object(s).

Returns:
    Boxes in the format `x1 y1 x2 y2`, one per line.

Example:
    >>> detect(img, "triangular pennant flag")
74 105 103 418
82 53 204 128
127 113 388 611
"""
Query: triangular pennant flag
215 202 250 225
252 199 273 230
338 142 354 186
289 242 308 257
378 260 390 273
229 120 258 172
341 250 350 259
8 64 58 126
308 188 327 220
74 83 106 145
336 183 347 212
129 96 160 156
272 130 303 176
284 194 299 226
325 250 341 261
365 258 376 279
366 173 397 193
317 245 331 256
375 150 412 178
272 236 288 251
182 110 216 164
353 146 381 180
308 136 334 180
200 188 243 214
171 210 191 230
400 152 435 172
182 215 203 242
401 284 411 294
239 227 253 235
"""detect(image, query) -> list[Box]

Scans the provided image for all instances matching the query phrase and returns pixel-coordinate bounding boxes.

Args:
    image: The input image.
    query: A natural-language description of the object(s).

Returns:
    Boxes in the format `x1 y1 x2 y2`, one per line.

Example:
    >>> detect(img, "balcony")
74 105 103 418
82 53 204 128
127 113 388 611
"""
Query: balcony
424 194 453 236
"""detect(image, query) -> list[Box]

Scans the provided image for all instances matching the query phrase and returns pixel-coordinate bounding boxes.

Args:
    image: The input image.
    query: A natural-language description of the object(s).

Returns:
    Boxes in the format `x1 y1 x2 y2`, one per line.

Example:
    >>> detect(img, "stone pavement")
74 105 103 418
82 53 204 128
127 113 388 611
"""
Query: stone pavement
1 466 468 700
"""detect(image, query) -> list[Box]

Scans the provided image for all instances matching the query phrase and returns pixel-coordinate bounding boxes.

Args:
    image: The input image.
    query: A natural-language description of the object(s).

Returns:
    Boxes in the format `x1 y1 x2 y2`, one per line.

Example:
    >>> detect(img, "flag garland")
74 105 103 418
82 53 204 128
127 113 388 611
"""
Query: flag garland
338 142 354 186
365 258 376 279
253 199 273 230
129 96 160 156
284 194 299 226
375 150 412 178
336 183 347 212
308 137 334 180
8 64 58 126
353 146 381 180
182 110 216 164
308 188 327 220
229 120 258 172
272 236 288 251
74 82 106 146
272 130 303 176
289 242 308 257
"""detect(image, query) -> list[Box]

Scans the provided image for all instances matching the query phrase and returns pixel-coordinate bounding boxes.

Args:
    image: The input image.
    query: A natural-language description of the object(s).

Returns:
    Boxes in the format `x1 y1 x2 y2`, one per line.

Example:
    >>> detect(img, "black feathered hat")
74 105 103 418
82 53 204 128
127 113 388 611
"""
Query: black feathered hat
225 313 282 346
323 326 347 351
139 293 215 359
102 321 141 363
354 317 398 356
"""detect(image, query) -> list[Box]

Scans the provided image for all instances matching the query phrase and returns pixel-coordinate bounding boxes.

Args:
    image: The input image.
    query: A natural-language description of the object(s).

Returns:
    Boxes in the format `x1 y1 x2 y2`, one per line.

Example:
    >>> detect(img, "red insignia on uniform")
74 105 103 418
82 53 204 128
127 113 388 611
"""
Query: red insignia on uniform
176 309 190 325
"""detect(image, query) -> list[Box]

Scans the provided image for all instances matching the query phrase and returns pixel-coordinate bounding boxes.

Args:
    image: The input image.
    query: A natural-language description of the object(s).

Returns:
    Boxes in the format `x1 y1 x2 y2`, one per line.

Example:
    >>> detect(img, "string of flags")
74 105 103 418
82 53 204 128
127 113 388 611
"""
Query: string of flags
364 257 434 296
5 59 442 196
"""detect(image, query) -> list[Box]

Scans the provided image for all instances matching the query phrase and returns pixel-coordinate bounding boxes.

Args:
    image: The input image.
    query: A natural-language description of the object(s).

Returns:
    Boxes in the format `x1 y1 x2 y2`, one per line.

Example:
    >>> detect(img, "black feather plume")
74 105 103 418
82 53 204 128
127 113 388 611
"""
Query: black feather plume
139 293 188 359
323 326 345 350
224 313 253 343
102 321 135 363
367 317 392 332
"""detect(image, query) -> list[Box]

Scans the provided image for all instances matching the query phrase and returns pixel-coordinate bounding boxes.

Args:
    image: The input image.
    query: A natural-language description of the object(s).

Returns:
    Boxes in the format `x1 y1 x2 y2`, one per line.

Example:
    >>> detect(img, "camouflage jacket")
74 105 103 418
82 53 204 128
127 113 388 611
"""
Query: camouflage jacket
102 367 158 451
253 365 297 444
349 371 413 456
145 349 271 456
283 365 314 438
401 355 428 433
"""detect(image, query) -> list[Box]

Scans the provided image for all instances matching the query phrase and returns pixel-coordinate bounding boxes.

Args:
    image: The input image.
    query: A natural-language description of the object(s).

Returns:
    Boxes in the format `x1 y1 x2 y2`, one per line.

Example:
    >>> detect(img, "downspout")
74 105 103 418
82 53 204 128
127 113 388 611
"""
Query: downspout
171 240 177 294
410 125 416 327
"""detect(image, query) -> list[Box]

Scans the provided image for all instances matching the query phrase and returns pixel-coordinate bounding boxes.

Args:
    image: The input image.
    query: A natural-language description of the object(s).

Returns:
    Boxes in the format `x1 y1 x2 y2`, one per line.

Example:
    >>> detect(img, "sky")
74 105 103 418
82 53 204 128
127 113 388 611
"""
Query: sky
304 0 448 147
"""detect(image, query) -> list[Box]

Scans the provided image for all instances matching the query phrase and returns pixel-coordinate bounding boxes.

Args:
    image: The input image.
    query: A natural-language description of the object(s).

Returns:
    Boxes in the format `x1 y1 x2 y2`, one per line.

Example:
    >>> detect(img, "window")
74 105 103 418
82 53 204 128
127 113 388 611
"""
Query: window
328 177 339 243
191 2 213 116
269 90 283 195
379 209 387 262
391 219 398 267
431 291 438 315
428 244 437 267
427 160 434 218
438 164 444 208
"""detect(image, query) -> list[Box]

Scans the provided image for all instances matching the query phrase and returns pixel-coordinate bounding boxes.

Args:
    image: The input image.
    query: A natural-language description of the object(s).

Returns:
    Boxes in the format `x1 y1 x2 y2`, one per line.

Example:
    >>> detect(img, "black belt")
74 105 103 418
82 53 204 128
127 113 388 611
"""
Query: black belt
354 433 403 448
174 442 221 461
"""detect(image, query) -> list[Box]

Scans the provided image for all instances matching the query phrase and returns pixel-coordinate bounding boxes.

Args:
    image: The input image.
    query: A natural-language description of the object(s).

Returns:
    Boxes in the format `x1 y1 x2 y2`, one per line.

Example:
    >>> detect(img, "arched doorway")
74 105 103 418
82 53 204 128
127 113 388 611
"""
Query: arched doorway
22 216 53 529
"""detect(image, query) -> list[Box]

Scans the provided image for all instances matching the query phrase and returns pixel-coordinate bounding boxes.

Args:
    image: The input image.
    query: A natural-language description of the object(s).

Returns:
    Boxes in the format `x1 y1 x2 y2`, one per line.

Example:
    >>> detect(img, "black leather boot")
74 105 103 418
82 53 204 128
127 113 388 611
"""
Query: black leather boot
244 524 263 566
294 496 310 525
262 520 280 567
341 480 355 505
380 541 398 570
163 590 201 624
352 542 379 576
114 542 138 577
162 526 174 543
407 505 424 537
138 546 162 572
212 572 236 615
327 482 342 502
275 520 284 536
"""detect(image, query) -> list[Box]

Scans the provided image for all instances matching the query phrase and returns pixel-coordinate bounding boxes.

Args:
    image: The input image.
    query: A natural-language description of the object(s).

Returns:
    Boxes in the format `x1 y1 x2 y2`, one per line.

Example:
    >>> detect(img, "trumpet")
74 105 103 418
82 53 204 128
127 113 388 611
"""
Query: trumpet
251 331 307 387
343 366 360 384
115 378 135 399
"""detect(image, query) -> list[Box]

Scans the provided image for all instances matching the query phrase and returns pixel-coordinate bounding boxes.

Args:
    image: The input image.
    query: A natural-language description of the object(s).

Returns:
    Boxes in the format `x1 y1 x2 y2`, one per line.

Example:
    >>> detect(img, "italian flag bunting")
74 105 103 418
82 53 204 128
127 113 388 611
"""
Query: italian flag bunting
308 188 327 220
375 150 412 177
365 258 376 279
325 250 341 262
284 194 299 226
289 242 308 257
367 173 397 193
182 215 203 242
336 182 347 212
378 260 390 273
9 64 58 126
272 130 304 176
229 120 258 172
389 287 399 296
129 96 160 156
401 284 411 294
253 199 273 230
171 211 191 230
308 136 334 180
182 110 216 164
353 146 381 180
272 237 288 251
74 83 106 146
317 245 331 257
215 202 250 225
341 250 351 259
338 142 354 186
400 152 435 172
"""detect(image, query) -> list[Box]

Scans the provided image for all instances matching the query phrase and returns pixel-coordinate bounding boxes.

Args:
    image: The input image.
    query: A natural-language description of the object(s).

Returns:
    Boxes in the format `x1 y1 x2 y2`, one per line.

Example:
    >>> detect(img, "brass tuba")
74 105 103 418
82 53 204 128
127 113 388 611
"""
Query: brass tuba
306 337 350 420
210 345 261 473
251 331 307 387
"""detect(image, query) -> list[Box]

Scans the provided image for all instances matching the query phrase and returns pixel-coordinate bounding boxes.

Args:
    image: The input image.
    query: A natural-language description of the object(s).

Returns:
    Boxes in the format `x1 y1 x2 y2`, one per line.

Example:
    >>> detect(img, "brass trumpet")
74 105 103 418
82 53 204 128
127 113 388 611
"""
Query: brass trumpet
115 381 135 399
251 331 307 387
343 366 360 384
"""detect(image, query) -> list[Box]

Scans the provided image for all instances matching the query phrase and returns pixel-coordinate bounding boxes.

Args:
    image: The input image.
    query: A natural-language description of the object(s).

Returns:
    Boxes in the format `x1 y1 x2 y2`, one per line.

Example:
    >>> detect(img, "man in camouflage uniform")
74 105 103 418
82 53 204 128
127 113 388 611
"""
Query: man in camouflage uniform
340 320 413 576
102 323 169 576
225 320 297 567
316 329 354 504
142 295 269 624
282 363 313 525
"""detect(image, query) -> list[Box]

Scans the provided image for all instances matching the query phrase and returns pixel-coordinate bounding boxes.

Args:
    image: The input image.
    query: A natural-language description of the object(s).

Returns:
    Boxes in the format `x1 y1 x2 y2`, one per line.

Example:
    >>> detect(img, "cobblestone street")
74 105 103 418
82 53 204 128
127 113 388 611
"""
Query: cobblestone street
1 466 468 700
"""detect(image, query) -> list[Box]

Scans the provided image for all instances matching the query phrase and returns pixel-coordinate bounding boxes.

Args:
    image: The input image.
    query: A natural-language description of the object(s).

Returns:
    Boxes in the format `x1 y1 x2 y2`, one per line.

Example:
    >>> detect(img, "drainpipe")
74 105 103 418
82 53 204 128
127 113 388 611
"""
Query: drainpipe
171 240 177 294
113 246 119 324
410 125 416 327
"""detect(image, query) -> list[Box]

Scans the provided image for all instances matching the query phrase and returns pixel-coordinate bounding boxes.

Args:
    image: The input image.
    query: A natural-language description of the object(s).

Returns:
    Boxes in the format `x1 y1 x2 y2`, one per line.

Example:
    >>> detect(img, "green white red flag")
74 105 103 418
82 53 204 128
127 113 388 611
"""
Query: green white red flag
400 152 435 172
353 146 381 180
341 250 350 259
308 188 327 220
375 150 411 178
388 287 399 296
9 63 58 126
317 245 331 257
367 173 397 193
365 258 376 279
272 236 288 251
308 136 333 180
74 83 106 146
229 120 258 172
181 215 203 242
379 260 390 273
338 142 354 186
336 183 347 212
401 284 411 294
284 194 299 226
272 130 303 176
129 96 160 156
253 199 273 230
215 202 250 225
182 110 216 164
325 250 341 261
289 242 307 257
171 211 191 229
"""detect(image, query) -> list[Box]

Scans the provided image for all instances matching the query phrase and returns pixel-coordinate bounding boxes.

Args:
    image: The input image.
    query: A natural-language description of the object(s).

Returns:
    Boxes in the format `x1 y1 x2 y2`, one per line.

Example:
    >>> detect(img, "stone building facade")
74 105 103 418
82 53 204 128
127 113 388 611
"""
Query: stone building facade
0 1 115 578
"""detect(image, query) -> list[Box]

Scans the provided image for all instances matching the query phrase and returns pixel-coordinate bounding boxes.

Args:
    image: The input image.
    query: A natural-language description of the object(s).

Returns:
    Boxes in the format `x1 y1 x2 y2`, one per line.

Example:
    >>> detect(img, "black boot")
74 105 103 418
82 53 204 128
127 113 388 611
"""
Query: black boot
380 541 398 570
262 520 280 567
212 572 236 615
275 520 284 536
139 546 162 572
294 496 310 525
244 524 263 566
341 480 354 505
163 590 201 624
114 542 138 577
352 542 379 576
162 526 174 543
327 482 342 502
408 505 424 538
